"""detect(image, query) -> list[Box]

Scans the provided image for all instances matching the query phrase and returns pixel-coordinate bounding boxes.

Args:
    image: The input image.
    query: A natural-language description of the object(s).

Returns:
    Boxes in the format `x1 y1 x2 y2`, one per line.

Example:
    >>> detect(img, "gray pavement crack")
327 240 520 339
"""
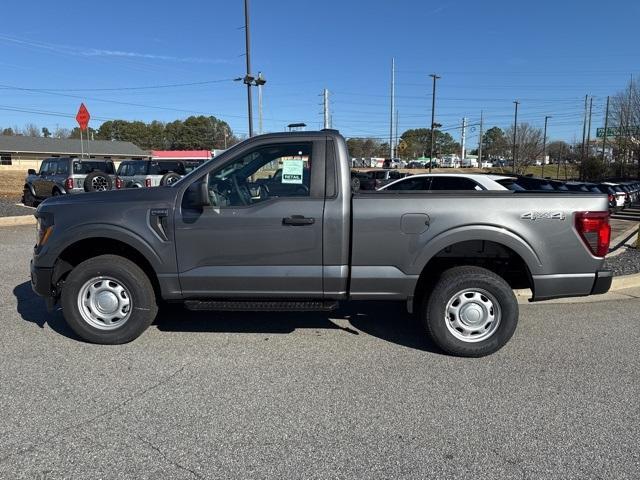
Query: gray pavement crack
0 364 189 465
135 434 204 480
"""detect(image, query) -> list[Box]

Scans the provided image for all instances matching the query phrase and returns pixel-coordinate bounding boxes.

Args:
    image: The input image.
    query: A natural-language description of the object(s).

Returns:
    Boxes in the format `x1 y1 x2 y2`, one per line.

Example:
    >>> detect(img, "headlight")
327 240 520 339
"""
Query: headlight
35 215 54 247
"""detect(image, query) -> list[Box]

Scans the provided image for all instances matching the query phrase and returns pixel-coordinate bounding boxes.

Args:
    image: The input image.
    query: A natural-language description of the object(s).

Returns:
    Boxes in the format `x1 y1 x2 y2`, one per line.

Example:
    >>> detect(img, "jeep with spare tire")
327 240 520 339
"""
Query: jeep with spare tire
23 157 116 206
115 159 202 189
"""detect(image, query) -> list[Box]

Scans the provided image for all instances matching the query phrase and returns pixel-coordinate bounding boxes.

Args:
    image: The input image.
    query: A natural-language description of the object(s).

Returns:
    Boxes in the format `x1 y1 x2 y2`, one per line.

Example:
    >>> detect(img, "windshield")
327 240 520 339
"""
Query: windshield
172 141 247 186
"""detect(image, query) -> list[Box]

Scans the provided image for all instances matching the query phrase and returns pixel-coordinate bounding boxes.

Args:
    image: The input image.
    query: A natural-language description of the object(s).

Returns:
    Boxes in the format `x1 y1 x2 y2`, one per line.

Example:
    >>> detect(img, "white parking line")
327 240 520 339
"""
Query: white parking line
14 203 36 210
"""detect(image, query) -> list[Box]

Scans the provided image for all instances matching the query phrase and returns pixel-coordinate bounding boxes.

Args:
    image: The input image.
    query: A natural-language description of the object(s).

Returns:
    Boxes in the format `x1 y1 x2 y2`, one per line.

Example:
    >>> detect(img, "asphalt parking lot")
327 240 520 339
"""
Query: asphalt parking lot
1 225 639 479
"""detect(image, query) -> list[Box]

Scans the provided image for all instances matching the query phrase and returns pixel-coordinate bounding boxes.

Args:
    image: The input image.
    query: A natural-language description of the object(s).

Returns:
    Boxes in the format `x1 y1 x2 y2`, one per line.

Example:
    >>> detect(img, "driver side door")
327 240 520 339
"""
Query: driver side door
174 138 326 299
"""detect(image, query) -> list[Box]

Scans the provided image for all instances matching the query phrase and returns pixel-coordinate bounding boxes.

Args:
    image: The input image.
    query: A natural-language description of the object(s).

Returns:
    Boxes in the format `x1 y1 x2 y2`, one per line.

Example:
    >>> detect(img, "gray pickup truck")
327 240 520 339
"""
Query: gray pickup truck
31 130 612 356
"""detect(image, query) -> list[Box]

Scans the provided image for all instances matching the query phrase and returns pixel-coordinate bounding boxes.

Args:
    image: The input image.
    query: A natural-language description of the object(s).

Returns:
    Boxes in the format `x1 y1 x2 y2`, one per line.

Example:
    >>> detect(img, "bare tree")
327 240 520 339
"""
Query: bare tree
53 127 71 139
610 78 640 176
547 140 571 163
504 123 544 174
22 123 41 137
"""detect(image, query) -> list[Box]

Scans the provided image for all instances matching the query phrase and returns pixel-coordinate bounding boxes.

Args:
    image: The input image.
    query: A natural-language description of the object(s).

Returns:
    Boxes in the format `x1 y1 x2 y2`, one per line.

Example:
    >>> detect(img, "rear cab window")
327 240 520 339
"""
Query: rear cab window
149 161 186 176
73 161 115 175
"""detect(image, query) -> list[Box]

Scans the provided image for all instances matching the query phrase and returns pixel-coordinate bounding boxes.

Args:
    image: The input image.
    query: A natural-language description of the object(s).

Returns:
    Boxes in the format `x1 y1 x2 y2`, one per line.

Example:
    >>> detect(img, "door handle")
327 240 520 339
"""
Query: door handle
283 215 315 226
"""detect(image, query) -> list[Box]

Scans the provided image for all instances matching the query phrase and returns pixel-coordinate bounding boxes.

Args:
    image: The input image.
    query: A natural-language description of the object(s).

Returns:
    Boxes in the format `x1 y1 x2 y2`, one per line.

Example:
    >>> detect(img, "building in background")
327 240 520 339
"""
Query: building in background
151 150 213 161
0 135 149 170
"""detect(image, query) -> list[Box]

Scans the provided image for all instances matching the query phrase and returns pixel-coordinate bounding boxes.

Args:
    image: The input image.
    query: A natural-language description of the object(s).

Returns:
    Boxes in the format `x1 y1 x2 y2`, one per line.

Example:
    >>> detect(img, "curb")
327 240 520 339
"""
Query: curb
608 222 639 256
0 215 36 227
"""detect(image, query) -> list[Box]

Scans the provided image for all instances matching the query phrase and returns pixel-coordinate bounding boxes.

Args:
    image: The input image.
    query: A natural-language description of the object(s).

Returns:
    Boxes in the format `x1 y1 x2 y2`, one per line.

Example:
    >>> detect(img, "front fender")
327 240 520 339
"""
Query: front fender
410 224 543 276
38 222 165 271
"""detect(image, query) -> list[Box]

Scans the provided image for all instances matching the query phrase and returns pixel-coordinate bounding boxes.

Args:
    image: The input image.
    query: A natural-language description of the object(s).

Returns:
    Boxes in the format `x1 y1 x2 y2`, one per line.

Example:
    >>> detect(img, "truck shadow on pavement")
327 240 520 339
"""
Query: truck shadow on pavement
155 301 440 353
13 281 440 353
13 281 81 340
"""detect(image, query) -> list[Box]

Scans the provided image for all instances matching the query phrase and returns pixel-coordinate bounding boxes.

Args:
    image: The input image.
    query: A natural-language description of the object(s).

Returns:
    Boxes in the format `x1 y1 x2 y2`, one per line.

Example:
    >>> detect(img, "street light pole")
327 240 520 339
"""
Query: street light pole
542 115 551 178
389 58 395 160
512 100 519 174
244 0 254 137
601 96 610 164
429 74 440 174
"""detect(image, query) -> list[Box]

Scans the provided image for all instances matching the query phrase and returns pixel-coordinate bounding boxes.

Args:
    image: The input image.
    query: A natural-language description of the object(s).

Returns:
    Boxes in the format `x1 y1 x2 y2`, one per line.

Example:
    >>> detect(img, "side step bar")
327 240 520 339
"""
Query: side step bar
184 300 339 312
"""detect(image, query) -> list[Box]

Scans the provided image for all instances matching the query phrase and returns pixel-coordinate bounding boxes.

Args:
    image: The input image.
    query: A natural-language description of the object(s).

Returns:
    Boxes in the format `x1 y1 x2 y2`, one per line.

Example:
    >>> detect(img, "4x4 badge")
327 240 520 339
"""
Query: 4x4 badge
521 211 565 221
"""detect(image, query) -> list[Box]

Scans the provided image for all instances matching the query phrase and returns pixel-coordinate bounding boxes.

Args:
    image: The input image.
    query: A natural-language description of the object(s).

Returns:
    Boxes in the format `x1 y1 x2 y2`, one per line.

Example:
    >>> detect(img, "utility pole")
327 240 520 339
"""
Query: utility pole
323 88 330 129
389 58 395 159
512 100 519 174
429 73 440 173
586 96 593 159
257 72 264 135
580 94 588 176
460 117 467 161
542 115 551 178
602 96 610 163
395 109 399 159
243 0 253 137
478 110 484 165
626 75 633 178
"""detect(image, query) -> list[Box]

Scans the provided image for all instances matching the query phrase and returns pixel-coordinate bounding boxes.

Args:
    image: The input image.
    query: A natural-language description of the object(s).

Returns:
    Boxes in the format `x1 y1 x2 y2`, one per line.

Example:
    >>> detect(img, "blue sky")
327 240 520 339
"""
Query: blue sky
0 0 638 146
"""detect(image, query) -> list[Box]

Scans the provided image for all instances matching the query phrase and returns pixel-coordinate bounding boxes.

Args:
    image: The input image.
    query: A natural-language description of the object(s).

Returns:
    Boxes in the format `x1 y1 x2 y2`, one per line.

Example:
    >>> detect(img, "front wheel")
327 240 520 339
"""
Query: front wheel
60 255 158 344
421 266 518 357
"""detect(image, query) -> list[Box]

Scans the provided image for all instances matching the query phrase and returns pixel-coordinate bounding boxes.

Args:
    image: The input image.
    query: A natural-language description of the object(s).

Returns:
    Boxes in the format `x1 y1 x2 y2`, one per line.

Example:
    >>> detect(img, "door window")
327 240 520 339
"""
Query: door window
56 161 69 175
39 160 54 175
207 143 312 207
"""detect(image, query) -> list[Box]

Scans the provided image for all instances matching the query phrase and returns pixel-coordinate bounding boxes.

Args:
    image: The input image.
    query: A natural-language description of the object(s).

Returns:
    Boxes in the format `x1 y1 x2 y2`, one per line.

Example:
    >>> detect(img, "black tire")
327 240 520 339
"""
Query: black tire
160 172 181 186
83 171 113 192
421 266 518 357
351 177 361 192
60 255 158 344
23 187 36 207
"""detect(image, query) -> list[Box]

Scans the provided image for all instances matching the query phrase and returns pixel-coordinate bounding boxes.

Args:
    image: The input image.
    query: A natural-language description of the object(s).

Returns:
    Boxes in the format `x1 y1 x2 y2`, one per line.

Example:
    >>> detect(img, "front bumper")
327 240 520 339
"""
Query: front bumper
30 260 53 297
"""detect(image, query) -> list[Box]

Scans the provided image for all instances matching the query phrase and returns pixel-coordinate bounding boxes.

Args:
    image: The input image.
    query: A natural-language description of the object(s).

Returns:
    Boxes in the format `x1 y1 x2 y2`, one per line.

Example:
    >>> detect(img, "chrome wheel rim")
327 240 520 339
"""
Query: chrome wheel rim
77 276 132 330
166 176 179 185
92 176 109 191
445 288 501 342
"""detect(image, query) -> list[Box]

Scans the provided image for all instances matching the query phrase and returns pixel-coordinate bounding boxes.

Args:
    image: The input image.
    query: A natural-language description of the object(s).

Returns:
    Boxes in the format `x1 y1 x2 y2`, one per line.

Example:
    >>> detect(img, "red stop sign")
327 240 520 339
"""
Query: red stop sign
76 103 90 131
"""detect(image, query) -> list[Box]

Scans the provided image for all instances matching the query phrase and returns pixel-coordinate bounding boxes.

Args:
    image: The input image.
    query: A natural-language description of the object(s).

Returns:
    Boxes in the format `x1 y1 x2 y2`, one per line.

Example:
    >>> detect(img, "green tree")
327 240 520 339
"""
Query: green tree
400 128 459 158
41 127 51 138
346 138 383 158
582 157 607 181
1 127 14 136
481 127 508 159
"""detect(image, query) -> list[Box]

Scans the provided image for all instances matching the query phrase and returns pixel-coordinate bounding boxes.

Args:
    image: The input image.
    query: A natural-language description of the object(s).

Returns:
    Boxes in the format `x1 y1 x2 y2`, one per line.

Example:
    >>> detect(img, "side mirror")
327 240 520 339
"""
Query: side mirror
28 169 37 175
185 178 211 208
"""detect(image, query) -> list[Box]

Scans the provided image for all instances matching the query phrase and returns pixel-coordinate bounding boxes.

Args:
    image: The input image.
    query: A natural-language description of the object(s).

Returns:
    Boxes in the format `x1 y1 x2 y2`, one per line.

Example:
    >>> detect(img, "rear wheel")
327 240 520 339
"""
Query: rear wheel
23 187 36 207
61 255 158 344
421 266 518 357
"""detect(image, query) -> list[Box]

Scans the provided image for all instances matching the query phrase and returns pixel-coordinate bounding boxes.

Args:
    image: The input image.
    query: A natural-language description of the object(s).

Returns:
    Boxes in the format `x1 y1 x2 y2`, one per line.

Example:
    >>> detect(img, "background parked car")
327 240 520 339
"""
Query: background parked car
23 157 116 206
601 182 628 210
350 171 377 191
116 159 202 189
378 173 508 191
